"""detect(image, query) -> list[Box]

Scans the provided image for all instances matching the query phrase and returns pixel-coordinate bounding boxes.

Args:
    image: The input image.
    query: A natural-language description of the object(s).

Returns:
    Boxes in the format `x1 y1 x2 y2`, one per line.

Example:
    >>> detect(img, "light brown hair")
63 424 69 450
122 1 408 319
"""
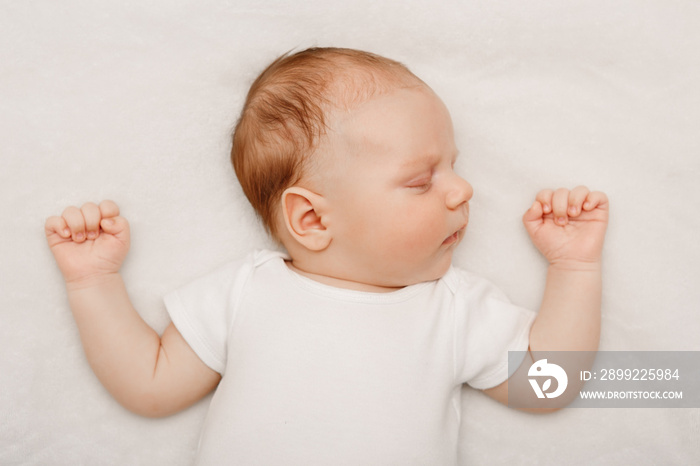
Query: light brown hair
231 47 423 238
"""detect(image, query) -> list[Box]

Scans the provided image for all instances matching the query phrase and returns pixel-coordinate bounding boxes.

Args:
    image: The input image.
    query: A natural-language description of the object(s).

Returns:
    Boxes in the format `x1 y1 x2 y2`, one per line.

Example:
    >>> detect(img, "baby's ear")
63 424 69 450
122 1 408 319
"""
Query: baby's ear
281 187 331 251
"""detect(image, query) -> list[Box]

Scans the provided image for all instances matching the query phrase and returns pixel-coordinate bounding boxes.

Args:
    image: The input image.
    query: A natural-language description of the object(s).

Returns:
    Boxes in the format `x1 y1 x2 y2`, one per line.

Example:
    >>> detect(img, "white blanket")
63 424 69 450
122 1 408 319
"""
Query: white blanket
2 0 698 464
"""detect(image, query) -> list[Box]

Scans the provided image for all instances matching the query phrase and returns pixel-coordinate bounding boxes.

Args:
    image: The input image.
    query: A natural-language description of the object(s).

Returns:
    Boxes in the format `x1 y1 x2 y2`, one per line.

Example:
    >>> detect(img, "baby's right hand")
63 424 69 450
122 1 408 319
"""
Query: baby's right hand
45 201 130 286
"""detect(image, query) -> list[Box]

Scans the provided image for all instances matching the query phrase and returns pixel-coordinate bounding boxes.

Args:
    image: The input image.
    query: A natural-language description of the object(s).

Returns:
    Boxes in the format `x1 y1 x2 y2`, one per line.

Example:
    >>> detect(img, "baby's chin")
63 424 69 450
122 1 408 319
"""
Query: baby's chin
381 256 454 288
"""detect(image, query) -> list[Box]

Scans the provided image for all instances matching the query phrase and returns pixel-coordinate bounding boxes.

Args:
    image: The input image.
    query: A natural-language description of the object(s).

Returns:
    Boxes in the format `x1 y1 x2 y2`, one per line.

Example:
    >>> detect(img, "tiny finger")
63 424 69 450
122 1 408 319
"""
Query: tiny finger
62 206 86 242
100 215 130 245
80 202 101 240
522 201 544 236
583 191 609 211
523 200 543 221
567 185 590 217
551 188 570 225
535 189 554 214
45 216 70 238
99 200 120 219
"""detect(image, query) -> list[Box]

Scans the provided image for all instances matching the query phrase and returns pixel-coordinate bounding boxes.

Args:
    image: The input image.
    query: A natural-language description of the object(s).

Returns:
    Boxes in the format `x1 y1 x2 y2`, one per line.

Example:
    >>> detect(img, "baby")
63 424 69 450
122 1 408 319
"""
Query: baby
45 48 608 464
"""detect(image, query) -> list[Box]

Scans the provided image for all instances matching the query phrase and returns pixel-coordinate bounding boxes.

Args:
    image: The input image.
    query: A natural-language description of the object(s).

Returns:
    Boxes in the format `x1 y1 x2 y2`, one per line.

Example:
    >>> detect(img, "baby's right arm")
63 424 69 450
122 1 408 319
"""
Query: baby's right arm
45 201 221 417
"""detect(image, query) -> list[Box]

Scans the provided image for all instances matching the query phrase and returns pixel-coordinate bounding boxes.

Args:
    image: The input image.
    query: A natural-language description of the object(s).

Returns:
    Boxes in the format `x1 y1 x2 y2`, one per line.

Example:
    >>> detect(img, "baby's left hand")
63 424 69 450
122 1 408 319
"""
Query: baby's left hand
522 186 609 269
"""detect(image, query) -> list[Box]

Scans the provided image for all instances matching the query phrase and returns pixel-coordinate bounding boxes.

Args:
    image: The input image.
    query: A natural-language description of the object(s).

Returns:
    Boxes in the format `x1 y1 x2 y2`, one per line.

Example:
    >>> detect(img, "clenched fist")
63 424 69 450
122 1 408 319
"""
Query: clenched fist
522 186 609 269
45 200 130 286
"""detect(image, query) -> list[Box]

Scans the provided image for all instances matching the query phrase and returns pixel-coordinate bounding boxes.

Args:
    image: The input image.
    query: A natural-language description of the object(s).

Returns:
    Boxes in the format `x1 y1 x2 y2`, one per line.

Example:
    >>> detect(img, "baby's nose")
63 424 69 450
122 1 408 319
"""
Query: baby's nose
446 175 473 210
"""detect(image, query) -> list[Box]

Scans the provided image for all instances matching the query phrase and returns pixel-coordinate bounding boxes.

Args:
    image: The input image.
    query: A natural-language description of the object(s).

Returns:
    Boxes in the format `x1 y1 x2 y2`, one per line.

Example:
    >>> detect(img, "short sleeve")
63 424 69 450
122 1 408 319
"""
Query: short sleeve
164 256 253 375
452 270 536 390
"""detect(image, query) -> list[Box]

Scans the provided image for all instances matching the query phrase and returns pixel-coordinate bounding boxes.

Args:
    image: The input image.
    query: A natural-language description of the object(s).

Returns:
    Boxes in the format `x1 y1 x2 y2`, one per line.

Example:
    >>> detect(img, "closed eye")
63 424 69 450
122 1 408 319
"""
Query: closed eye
407 177 432 192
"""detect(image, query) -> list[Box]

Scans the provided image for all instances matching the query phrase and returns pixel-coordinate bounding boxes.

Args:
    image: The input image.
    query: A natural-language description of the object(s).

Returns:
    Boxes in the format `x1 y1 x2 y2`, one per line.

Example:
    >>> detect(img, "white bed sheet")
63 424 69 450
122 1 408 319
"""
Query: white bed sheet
2 0 698 464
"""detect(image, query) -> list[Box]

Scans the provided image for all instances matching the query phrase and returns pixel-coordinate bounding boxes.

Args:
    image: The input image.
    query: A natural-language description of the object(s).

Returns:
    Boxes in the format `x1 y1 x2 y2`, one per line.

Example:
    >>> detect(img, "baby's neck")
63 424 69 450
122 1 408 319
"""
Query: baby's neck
285 260 404 293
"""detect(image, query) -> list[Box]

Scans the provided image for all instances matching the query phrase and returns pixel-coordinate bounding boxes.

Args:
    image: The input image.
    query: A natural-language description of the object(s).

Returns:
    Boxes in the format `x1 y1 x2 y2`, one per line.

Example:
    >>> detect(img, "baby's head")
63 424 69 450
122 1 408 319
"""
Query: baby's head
232 47 422 237
232 47 472 288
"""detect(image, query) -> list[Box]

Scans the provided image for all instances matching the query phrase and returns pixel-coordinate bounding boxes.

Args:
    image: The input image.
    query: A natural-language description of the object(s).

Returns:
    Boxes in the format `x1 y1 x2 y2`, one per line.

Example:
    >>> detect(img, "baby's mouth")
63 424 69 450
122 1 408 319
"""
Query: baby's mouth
443 226 466 246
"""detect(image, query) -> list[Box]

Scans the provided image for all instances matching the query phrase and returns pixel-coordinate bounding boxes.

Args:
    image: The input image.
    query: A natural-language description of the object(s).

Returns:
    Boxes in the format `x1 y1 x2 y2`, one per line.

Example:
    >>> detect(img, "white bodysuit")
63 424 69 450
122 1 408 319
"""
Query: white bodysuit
164 249 535 465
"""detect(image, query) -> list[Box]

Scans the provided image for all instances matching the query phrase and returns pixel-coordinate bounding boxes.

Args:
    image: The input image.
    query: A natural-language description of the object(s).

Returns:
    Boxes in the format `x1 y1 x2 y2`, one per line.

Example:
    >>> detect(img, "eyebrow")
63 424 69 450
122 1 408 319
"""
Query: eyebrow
400 152 459 171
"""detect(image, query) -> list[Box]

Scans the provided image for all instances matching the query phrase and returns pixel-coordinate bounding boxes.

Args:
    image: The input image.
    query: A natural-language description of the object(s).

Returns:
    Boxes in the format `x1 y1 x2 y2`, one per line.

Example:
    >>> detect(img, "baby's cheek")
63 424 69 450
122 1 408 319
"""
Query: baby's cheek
397 222 439 251
379 203 439 248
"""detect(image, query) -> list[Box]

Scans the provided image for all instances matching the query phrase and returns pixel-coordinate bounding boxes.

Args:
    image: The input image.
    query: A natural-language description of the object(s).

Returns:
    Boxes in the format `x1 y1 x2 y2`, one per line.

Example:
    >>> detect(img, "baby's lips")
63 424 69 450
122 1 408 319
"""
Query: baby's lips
442 231 459 245
443 223 467 245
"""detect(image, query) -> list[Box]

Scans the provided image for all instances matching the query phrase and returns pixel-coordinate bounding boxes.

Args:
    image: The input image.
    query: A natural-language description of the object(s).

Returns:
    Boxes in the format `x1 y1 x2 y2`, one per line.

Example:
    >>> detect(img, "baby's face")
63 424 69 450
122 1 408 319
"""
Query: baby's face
314 86 473 287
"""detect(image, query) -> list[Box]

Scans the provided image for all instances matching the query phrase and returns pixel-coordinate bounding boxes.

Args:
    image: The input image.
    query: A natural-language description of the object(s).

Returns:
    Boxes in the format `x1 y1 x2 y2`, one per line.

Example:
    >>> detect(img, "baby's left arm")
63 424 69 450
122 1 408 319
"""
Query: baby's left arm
484 186 609 408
